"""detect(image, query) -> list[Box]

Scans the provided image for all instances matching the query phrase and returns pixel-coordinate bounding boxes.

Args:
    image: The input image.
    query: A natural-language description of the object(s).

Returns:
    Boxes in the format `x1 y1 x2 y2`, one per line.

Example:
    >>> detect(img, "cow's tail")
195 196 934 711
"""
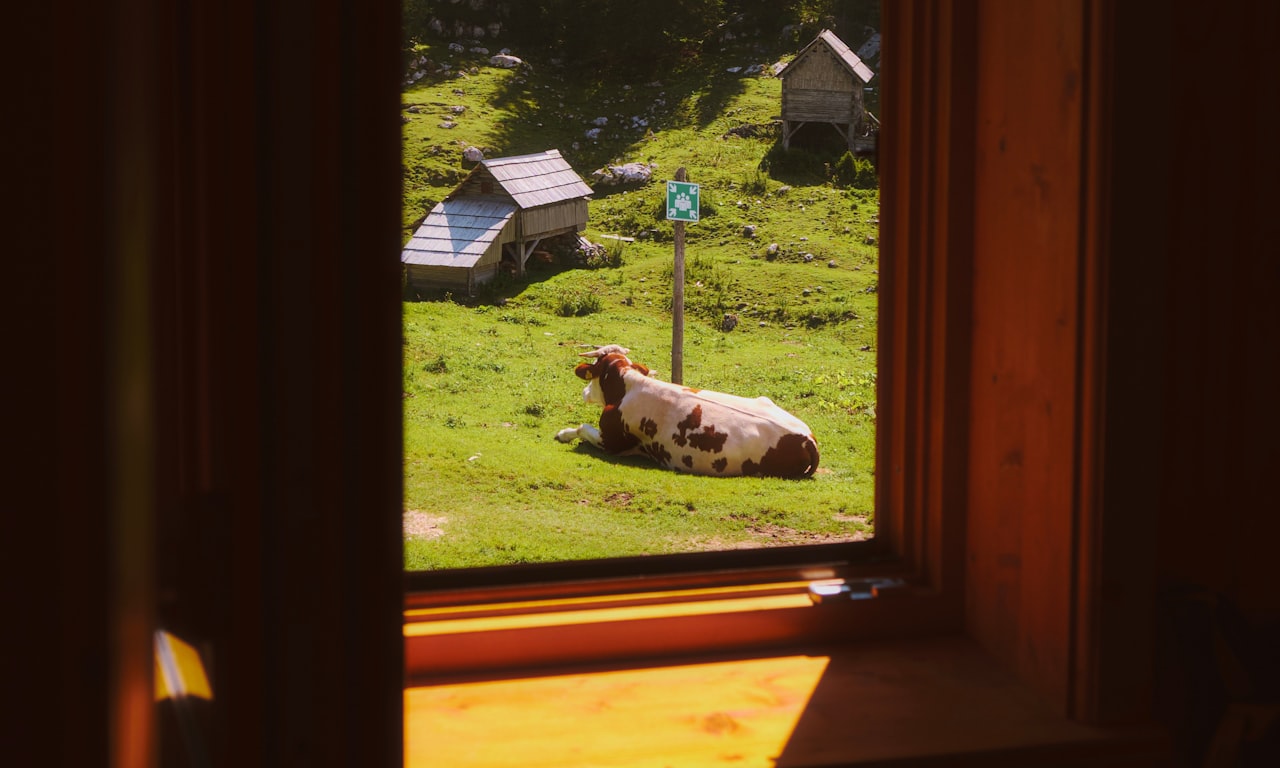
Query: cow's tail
802 436 820 478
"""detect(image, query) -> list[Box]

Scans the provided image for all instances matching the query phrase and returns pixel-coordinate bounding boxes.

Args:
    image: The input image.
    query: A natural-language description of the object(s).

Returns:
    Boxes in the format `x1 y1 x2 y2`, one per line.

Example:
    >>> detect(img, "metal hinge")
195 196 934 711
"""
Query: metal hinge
807 577 910 604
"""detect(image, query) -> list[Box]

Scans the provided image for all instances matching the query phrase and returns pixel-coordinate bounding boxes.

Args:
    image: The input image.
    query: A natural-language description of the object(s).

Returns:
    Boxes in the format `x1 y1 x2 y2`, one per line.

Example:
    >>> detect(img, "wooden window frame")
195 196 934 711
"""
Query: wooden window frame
403 0 977 682
40 0 1169 764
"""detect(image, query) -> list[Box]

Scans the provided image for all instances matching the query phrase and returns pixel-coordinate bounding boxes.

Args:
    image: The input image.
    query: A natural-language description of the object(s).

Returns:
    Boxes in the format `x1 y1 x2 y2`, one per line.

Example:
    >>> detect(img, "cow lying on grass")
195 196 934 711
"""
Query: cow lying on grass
555 346 819 478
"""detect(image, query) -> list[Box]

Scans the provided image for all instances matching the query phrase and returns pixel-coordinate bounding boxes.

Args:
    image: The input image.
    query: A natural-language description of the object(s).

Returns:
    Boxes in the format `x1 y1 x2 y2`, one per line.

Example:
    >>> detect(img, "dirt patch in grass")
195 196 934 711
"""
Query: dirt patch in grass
745 523 868 545
687 523 868 552
404 510 447 540
605 492 634 505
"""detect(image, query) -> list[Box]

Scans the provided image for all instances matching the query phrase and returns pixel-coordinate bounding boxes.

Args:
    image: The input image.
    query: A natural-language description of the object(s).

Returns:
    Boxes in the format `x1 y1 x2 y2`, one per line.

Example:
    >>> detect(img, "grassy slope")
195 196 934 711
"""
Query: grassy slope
401 34 879 570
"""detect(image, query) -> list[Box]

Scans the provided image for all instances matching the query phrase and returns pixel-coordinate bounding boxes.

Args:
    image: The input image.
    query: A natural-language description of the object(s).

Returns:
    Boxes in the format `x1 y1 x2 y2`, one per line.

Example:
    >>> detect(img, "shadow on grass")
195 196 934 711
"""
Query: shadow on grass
476 40 786 176
563 442 666 472
402 260 622 308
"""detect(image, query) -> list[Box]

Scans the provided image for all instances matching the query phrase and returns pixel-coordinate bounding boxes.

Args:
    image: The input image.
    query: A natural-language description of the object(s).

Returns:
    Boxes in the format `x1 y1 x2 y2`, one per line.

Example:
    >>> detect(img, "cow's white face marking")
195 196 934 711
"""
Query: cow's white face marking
582 379 605 406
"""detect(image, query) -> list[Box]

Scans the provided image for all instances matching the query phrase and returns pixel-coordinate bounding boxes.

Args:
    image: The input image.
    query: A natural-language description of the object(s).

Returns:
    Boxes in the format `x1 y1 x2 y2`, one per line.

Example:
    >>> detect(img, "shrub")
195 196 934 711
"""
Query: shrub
741 167 769 196
423 353 448 373
832 151 877 189
552 288 604 317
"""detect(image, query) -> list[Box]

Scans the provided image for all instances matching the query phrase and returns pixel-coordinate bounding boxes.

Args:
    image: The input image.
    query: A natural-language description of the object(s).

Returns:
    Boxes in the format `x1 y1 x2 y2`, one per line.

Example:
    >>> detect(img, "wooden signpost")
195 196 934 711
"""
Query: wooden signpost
665 168 698 385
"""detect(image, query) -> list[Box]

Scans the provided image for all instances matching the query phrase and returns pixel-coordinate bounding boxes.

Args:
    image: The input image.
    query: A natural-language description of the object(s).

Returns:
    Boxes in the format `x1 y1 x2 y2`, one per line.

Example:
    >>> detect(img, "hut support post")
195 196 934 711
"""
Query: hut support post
519 237 543 277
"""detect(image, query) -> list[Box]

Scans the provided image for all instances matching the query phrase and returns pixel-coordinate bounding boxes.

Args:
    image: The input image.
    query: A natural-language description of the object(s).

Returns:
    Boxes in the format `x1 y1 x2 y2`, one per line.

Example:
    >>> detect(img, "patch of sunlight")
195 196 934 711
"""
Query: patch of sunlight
406 654 830 768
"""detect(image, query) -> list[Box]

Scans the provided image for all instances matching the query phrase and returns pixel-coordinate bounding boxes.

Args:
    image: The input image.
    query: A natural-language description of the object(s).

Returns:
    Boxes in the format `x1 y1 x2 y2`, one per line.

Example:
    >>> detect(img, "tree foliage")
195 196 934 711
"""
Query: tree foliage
401 0 863 77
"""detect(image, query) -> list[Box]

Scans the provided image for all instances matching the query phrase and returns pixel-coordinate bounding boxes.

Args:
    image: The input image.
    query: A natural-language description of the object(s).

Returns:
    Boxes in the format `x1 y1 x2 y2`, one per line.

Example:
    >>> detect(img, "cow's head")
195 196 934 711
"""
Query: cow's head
574 346 651 407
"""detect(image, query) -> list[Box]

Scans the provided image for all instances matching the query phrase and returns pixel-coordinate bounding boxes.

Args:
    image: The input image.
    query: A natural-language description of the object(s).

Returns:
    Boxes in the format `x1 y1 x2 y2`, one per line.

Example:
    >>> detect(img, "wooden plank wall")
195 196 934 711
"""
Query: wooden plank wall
786 48 856 91
964 0 1084 716
783 47 860 124
522 199 588 238
785 89 857 123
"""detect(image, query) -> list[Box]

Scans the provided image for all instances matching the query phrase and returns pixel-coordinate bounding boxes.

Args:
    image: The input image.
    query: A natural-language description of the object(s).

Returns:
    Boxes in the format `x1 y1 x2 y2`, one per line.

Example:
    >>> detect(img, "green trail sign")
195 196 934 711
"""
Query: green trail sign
666 180 700 222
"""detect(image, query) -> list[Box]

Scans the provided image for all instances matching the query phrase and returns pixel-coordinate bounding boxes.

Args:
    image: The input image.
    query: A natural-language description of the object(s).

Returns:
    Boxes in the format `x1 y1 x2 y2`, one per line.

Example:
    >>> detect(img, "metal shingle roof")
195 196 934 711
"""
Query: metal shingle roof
400 197 516 267
779 29 875 84
476 149 593 209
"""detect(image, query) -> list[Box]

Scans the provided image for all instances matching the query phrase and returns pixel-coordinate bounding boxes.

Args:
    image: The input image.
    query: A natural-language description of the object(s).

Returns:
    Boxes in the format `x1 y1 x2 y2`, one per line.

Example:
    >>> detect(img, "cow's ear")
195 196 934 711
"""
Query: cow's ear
574 362 594 380
631 362 651 377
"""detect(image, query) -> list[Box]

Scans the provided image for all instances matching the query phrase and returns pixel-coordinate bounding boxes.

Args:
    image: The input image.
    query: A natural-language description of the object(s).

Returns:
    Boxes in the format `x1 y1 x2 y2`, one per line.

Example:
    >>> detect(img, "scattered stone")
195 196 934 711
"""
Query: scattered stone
767 243 779 256
462 145 484 163
439 121 456 129
723 122 773 139
489 54 523 68
406 105 420 113
802 288 813 296
450 105 466 114
803 253 814 263
470 46 489 55
865 235 876 245
593 116 609 127
585 127 602 140
777 185 791 195
448 42 464 53
828 260 838 268
742 224 756 238
590 162 654 186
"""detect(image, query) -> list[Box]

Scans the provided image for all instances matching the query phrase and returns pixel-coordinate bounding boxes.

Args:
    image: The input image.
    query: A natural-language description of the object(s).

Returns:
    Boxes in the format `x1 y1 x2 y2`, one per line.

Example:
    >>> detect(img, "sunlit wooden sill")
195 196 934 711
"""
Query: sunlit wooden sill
403 590 1170 767
405 634 1168 767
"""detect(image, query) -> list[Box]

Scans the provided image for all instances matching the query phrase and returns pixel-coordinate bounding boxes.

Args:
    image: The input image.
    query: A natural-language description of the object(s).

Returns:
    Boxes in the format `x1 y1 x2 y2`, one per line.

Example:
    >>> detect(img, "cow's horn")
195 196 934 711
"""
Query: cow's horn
580 344 630 358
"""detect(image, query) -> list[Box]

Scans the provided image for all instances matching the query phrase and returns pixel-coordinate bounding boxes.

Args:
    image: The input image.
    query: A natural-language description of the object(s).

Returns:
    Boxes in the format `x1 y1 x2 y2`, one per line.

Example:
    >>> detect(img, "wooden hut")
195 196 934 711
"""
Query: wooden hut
401 149 592 295
778 29 876 152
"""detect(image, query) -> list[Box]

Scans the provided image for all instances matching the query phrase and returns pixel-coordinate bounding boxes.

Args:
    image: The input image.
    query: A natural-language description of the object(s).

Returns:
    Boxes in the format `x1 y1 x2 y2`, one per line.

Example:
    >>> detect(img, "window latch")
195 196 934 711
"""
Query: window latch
807 577 908 604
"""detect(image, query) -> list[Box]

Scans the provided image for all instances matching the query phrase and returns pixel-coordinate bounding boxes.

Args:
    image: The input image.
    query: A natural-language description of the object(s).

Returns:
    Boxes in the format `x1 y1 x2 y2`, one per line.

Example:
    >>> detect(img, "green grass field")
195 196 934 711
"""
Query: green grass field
401 34 879 570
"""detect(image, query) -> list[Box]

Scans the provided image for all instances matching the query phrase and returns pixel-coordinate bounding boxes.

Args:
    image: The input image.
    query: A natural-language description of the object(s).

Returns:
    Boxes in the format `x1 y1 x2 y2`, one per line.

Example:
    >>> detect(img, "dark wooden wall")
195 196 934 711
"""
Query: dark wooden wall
11 0 1279 766
948 0 1280 745
13 1 405 766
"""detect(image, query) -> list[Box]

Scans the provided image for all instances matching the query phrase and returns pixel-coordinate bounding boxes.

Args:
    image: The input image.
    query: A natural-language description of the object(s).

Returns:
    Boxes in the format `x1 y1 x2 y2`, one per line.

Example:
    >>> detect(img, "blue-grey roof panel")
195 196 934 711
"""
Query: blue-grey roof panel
400 197 516 267
480 149 593 208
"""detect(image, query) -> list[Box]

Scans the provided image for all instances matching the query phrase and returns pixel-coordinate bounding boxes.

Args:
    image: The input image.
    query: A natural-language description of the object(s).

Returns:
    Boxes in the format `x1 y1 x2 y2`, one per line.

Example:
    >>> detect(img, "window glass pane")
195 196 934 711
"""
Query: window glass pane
402 1 881 571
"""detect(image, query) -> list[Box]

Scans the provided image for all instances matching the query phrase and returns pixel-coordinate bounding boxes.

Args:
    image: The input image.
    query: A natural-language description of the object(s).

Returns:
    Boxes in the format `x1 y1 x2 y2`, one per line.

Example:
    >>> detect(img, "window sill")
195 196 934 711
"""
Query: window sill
405 634 1170 767
404 579 951 684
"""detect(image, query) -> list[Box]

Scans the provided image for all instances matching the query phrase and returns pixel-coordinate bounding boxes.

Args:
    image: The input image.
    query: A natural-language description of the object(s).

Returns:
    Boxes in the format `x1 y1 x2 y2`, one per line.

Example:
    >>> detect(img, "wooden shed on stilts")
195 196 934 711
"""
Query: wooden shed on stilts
778 30 877 153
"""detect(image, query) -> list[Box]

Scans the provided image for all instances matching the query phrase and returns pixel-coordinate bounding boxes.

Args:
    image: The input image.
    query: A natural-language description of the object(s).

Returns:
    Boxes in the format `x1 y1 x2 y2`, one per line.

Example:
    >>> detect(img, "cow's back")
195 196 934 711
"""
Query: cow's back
617 376 818 477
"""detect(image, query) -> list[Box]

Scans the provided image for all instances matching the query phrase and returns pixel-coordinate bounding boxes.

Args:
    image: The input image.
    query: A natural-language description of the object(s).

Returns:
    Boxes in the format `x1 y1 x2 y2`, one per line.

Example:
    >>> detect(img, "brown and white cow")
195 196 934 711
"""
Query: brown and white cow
555 346 819 478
